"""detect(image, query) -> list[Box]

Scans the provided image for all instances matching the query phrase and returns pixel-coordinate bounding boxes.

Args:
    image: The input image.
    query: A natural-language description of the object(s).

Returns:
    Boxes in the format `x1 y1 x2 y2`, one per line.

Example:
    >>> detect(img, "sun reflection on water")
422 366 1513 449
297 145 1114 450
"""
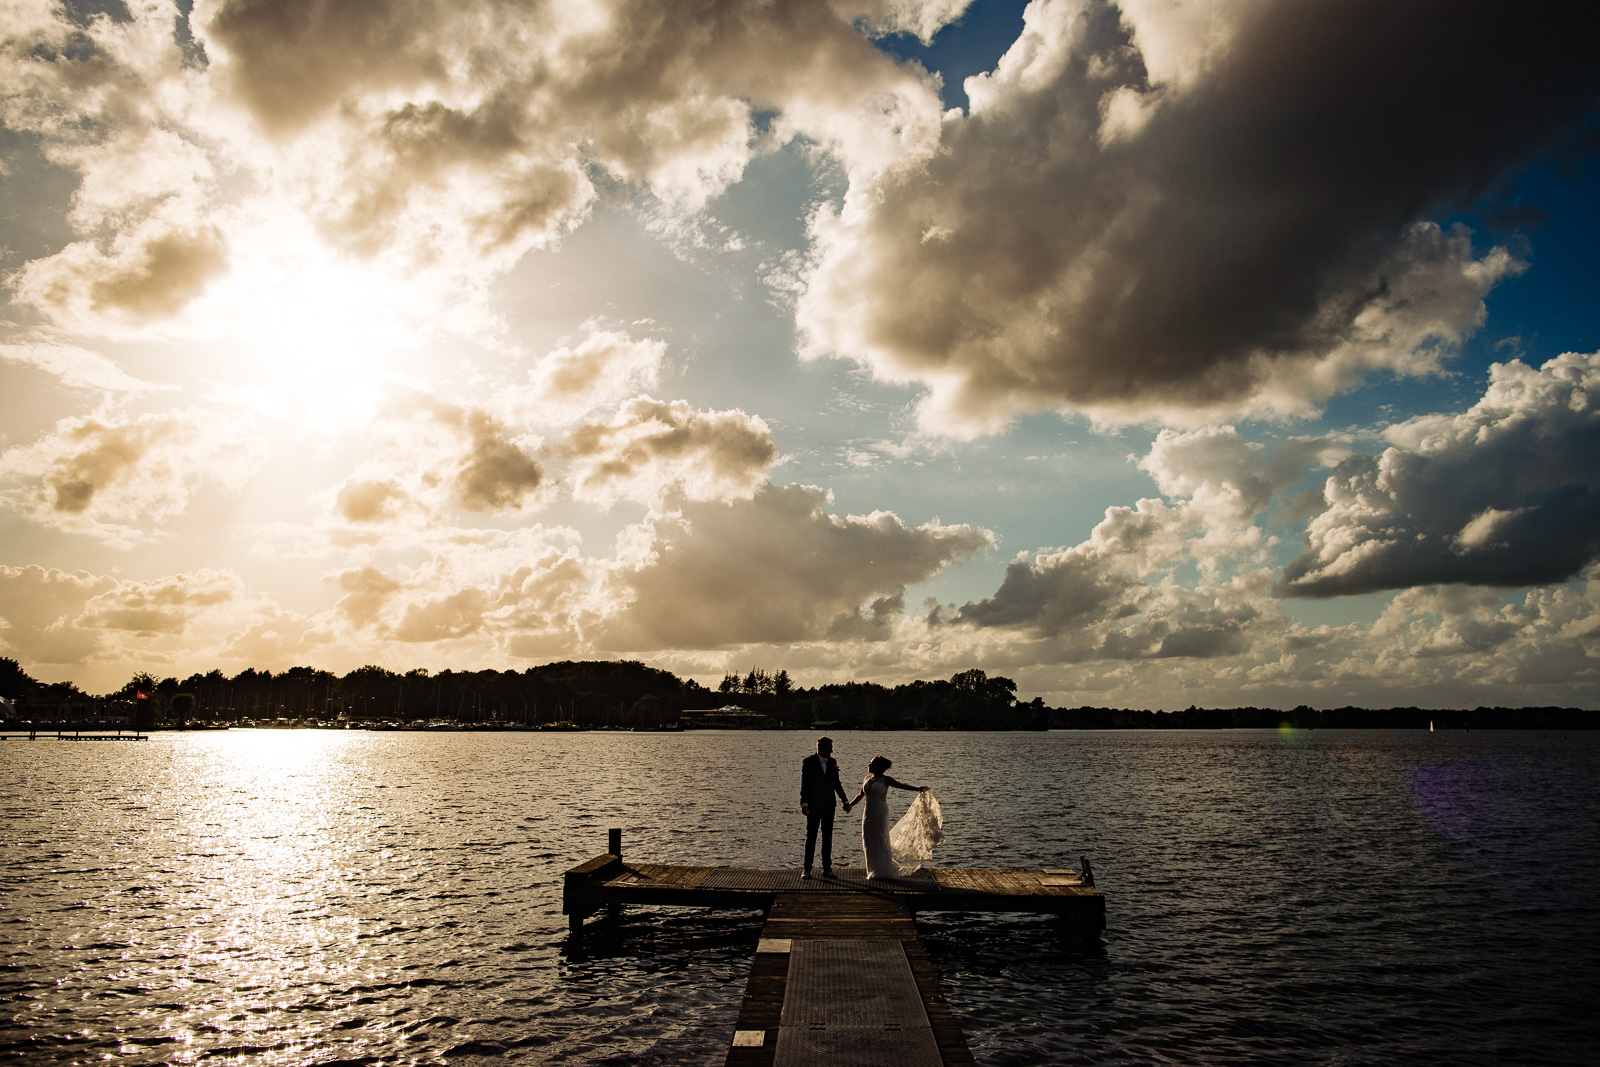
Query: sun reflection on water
159 731 382 1064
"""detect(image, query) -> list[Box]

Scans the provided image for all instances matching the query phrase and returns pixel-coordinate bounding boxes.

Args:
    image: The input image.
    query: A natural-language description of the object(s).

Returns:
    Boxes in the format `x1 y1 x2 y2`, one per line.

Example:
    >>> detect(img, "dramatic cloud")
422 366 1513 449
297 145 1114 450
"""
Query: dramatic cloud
3 0 1597 710
0 407 267 540
190 0 948 283
597 483 992 648
1283 352 1600 596
4 0 953 337
798 0 1599 432
949 424 1340 660
566 396 776 506
951 496 1274 663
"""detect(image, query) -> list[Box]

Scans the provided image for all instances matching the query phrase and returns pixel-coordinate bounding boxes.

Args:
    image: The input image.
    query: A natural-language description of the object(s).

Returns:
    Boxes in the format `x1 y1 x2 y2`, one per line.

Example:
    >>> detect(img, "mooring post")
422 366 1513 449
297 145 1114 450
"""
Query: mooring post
606 828 624 918
1081 855 1095 888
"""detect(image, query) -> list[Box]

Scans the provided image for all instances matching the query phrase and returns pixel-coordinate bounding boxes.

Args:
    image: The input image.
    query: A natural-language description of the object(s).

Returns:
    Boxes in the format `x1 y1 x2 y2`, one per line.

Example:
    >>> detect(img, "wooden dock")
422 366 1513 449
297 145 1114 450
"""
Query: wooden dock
563 831 1104 1066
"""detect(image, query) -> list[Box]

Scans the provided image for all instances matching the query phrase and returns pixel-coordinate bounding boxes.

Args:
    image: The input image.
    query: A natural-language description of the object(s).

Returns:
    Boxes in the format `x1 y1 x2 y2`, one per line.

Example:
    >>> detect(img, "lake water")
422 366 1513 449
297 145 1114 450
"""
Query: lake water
5 729 1598 1065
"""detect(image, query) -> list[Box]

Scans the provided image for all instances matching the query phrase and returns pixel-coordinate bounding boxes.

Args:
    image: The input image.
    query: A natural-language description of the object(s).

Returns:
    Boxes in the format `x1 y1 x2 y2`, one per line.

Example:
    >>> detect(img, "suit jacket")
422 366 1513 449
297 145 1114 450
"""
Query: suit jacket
801 753 849 811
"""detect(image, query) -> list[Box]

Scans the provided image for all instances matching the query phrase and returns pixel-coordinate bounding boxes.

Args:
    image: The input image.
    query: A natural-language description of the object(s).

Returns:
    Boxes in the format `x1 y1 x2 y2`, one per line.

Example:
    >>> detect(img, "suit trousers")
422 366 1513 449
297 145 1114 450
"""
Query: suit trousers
804 807 836 871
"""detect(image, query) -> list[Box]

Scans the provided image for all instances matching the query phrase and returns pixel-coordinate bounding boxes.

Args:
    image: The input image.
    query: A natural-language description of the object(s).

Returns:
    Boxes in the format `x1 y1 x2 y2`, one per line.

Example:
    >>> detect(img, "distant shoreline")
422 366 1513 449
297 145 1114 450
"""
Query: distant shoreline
6 657 1596 732
7 714 1596 735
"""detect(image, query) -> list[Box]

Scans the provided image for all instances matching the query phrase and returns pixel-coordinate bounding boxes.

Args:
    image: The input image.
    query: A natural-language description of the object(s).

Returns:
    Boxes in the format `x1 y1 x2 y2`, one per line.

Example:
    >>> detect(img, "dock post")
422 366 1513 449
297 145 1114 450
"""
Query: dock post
606 829 623 919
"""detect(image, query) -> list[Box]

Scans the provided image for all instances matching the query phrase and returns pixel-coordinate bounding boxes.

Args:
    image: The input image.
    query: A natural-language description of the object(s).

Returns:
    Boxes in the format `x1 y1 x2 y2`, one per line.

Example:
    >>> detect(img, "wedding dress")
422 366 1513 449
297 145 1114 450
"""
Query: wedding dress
861 779 943 879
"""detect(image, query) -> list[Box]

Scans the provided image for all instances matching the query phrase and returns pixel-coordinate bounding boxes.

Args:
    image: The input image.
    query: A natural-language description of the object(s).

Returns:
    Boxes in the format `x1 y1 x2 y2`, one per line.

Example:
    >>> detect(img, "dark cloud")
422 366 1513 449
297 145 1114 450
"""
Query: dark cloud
45 418 151 514
801 0 1600 429
87 227 228 318
453 409 543 512
598 483 991 648
1283 352 1600 596
415 403 544 513
956 548 1139 634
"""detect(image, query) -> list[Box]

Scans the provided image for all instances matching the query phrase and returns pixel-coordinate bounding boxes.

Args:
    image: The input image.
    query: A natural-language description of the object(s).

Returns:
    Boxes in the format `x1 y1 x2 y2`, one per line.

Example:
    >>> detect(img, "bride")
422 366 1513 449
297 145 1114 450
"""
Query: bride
846 756 942 880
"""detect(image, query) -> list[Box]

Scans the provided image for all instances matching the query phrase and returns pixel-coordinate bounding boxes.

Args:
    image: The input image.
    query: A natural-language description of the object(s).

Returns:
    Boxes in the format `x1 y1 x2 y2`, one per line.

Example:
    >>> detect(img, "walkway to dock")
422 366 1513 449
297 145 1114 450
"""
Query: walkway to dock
563 831 1103 1066
727 890 973 1066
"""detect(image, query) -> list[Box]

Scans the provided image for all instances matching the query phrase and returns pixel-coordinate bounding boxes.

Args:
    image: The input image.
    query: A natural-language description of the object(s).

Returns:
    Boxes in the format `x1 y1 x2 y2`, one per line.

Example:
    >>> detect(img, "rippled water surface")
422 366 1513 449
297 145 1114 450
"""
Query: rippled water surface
5 729 1598 1064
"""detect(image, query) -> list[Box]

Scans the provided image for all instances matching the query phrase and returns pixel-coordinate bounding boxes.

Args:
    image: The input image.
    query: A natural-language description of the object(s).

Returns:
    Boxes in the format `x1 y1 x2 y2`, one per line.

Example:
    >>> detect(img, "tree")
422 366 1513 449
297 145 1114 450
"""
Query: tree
0 659 38 701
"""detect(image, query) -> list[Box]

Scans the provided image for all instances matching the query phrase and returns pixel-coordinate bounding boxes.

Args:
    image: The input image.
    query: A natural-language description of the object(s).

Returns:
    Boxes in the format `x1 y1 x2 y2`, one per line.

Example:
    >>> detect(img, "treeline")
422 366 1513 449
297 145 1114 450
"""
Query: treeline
1051 704 1600 730
2 658 1595 730
1 658 711 729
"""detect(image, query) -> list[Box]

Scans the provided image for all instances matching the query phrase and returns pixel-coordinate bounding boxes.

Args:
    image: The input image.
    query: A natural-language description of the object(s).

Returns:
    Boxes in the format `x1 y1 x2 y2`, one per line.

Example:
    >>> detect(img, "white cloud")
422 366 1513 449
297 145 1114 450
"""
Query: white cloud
836 0 974 45
0 406 267 543
565 396 777 507
0 341 170 394
79 569 243 635
1283 352 1600 596
514 330 667 424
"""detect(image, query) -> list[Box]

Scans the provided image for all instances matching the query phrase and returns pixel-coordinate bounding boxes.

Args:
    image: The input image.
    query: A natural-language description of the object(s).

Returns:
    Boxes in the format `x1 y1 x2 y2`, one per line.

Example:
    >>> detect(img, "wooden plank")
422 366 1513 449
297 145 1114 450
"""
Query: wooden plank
565 852 620 878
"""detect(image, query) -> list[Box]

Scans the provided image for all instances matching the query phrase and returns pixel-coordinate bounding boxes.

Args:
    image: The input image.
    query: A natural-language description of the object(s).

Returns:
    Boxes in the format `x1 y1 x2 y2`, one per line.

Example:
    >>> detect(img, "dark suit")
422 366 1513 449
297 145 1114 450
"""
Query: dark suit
800 753 850 872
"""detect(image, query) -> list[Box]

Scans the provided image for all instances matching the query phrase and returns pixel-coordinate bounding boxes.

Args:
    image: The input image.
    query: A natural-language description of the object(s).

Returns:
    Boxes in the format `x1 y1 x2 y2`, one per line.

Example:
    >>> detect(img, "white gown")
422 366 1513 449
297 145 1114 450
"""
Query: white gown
860 777 943 879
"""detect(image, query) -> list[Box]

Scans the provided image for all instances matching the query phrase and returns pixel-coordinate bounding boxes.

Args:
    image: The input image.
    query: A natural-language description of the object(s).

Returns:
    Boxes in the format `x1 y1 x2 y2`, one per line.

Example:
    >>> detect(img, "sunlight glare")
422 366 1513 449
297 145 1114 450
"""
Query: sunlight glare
242 256 415 411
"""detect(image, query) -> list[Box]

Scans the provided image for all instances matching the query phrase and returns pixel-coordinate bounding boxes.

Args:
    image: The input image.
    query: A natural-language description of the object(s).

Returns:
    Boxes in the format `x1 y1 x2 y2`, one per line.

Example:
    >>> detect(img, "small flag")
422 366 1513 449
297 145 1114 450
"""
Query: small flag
136 690 147 700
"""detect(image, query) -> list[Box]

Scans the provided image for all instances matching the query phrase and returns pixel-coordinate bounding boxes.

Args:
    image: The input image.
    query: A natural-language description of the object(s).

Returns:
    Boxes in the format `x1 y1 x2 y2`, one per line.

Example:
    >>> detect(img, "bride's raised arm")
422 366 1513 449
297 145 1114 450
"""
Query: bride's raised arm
883 775 928 792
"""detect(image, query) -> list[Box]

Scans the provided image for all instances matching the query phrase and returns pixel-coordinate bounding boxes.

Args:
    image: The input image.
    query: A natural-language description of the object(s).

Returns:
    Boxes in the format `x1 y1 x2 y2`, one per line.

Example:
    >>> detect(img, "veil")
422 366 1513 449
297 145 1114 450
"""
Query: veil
889 789 943 875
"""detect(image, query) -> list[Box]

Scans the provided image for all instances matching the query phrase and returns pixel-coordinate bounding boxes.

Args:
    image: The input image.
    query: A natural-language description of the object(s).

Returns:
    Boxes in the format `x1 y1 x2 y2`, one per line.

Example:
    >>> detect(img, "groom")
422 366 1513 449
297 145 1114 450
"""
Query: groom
800 736 851 879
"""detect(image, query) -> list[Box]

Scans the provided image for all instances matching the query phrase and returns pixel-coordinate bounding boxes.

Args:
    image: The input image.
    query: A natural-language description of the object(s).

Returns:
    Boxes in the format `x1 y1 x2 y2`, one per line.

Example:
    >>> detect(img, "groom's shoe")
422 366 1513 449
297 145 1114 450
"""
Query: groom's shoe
822 868 835 879
801 868 813 880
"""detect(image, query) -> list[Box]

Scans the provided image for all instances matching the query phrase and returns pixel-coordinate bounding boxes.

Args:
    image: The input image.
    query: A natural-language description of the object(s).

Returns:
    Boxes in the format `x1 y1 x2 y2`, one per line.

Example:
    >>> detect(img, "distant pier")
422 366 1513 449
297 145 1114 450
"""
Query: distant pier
564 830 1104 1065
7 725 147 741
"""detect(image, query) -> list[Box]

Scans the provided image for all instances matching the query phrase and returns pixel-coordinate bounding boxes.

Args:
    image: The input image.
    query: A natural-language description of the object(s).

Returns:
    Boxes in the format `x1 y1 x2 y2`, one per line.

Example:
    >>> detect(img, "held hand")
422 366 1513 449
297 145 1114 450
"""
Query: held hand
801 804 810 816
917 786 929 792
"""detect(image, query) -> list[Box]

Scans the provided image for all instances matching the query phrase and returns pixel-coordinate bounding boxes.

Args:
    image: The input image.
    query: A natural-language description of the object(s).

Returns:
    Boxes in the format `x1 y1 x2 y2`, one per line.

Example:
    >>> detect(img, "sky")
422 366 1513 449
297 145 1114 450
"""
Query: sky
2 0 1599 708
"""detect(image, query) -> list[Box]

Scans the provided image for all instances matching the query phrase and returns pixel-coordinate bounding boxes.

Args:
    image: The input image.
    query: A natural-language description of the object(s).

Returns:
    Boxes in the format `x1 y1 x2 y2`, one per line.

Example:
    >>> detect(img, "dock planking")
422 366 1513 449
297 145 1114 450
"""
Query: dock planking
564 832 1103 1066
728 893 973 1067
